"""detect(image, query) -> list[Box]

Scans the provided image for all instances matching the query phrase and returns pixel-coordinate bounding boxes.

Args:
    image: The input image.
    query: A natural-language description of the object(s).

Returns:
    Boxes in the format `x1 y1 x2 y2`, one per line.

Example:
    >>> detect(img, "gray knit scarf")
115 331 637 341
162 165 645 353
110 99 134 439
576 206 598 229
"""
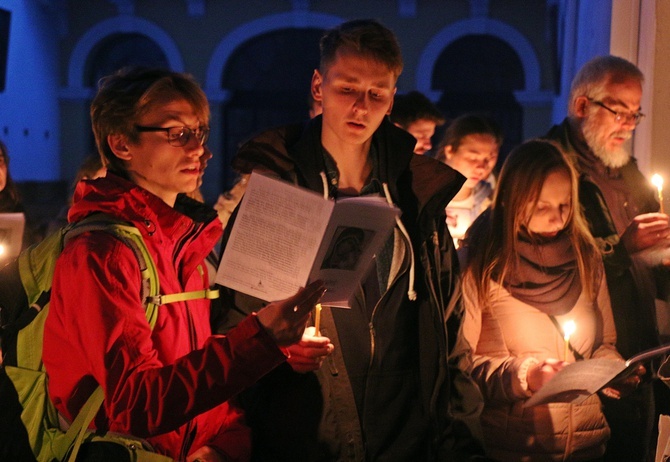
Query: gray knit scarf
502 231 582 316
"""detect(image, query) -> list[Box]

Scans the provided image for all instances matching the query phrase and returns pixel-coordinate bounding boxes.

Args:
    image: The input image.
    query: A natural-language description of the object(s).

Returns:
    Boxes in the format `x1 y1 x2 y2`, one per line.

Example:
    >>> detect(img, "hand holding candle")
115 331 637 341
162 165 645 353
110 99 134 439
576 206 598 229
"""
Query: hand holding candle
652 173 664 214
563 320 576 360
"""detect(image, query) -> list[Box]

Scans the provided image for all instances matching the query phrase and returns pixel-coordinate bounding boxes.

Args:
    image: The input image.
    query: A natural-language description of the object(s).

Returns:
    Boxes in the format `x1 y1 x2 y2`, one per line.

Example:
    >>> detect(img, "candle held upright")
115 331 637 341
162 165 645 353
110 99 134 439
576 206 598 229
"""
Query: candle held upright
562 320 576 360
652 173 664 214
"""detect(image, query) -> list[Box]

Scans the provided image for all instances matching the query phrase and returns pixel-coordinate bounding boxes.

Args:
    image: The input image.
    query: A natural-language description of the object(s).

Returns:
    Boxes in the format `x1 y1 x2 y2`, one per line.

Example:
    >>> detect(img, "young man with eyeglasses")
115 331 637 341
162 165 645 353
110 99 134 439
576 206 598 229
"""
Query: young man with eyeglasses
545 55 670 462
41 67 325 462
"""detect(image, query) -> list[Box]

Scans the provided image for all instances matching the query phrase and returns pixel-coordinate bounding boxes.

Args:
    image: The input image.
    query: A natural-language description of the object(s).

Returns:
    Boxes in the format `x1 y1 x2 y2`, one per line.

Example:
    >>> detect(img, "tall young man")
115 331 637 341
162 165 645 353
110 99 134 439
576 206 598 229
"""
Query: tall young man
42 67 325 462
545 55 670 461
220 20 484 461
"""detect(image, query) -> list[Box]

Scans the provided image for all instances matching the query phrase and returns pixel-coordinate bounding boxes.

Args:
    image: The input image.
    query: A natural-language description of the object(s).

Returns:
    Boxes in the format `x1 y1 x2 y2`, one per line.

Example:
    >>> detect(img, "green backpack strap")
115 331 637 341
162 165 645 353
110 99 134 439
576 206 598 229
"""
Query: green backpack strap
64 387 105 461
59 216 218 462
65 215 219 322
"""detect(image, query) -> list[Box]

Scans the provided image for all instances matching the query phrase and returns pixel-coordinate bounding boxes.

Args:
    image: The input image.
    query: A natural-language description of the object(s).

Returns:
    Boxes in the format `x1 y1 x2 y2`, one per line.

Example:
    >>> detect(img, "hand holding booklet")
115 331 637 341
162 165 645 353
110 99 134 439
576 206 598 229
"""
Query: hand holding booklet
524 342 670 407
215 172 399 308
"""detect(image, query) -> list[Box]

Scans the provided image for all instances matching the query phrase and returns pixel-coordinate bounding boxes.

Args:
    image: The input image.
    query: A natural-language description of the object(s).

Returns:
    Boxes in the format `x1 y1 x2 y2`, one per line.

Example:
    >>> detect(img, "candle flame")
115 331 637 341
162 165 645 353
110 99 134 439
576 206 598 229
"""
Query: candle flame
652 174 664 191
563 320 576 340
0 244 5 256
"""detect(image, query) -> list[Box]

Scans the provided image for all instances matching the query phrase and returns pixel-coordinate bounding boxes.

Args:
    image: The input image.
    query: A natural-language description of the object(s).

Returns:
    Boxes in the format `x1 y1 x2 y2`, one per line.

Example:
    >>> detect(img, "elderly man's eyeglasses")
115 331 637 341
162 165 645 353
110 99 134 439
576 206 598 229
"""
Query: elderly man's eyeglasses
135 125 210 147
587 98 645 126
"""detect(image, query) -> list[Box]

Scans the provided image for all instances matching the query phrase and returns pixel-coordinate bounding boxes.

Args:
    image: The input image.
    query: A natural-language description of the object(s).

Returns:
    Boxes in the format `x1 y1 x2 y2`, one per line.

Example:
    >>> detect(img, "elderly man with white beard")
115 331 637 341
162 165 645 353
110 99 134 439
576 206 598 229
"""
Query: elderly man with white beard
545 55 670 462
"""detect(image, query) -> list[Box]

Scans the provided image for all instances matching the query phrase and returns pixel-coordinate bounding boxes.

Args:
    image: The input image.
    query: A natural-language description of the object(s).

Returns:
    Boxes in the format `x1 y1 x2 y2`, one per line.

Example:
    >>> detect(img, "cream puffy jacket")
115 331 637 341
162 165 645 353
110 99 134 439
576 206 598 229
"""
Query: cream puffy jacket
457 271 622 461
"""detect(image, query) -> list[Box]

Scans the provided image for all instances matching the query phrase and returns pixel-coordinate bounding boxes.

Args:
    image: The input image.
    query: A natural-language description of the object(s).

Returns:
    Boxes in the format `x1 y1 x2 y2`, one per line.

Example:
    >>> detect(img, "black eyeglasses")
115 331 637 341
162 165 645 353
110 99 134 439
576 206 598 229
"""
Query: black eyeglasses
135 125 210 147
587 98 645 126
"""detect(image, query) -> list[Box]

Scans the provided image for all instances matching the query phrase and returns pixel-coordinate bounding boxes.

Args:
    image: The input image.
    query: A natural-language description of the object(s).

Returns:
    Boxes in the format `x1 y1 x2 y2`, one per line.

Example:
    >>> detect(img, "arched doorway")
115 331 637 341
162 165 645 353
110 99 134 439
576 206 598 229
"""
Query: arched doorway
84 33 169 87
220 28 324 189
68 34 170 177
432 34 525 169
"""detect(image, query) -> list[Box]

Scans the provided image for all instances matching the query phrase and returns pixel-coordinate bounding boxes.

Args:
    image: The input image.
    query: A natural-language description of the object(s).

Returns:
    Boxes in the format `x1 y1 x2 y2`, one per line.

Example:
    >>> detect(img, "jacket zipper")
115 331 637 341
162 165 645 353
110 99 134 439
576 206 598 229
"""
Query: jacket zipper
176 222 202 461
367 228 412 367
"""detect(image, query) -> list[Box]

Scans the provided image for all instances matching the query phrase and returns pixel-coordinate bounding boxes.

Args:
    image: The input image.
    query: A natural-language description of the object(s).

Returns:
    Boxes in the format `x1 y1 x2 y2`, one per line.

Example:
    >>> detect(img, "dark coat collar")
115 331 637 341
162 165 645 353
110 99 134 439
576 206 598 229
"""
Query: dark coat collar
233 116 465 221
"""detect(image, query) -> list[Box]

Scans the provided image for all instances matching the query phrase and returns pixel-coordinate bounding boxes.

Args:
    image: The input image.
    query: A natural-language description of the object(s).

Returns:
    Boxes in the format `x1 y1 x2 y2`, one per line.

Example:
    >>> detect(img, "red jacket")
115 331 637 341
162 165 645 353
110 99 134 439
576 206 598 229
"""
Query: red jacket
44 174 285 460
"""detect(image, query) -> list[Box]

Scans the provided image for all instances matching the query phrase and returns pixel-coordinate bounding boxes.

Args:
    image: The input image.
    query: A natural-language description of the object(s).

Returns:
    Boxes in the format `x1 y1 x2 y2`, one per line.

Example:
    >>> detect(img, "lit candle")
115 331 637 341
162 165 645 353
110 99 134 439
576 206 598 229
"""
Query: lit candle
0 244 4 256
652 174 664 214
314 303 322 336
563 320 576 360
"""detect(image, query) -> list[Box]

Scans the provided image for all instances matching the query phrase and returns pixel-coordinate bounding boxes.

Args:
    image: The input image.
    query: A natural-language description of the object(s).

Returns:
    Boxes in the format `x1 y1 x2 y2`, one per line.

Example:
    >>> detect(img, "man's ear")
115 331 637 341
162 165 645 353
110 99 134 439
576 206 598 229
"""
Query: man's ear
311 69 323 103
444 145 454 161
107 133 132 161
573 96 589 118
386 87 397 116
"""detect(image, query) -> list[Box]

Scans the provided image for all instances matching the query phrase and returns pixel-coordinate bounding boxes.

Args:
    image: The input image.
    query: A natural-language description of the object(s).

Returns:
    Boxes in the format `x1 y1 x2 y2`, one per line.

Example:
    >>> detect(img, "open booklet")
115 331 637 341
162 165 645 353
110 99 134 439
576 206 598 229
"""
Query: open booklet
215 172 400 308
0 212 25 263
524 342 670 407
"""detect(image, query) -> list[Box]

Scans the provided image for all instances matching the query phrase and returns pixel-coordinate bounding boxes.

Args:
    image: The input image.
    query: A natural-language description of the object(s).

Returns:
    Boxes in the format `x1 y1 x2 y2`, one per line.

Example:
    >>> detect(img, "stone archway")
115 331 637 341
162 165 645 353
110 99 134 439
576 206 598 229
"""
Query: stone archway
84 33 169 87
218 27 324 189
62 30 172 181
432 34 525 166
417 17 553 166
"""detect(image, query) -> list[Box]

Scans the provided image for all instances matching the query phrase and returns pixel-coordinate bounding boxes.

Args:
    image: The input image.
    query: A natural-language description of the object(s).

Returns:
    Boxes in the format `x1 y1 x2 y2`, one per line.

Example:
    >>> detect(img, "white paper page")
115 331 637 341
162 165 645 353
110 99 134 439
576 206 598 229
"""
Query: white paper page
0 212 25 261
635 236 670 267
523 358 625 407
656 414 670 462
310 196 399 308
216 173 334 302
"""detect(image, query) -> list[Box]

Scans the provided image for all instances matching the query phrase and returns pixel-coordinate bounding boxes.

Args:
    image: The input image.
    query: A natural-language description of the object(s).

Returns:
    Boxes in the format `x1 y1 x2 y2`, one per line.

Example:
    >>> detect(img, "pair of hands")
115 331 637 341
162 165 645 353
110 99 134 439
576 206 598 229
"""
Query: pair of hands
621 212 670 258
527 358 645 400
185 283 332 462
255 280 334 372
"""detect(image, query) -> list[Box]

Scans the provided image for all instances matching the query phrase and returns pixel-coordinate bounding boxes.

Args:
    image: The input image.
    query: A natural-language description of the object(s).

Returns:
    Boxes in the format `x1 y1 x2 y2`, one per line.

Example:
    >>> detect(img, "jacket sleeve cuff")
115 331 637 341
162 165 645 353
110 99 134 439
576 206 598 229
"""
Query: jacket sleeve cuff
515 356 540 398
226 313 285 353
214 313 287 376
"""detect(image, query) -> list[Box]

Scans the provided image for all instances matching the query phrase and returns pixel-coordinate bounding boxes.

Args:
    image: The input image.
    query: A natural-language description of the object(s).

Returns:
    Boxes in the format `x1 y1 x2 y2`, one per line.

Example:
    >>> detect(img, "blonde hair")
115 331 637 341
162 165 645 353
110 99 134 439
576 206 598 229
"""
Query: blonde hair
464 139 601 308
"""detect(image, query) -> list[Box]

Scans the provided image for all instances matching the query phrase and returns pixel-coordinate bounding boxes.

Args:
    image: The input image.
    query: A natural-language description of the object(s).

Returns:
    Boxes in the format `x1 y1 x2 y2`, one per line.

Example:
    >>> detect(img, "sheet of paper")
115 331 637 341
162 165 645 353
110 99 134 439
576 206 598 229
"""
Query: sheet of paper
523 358 626 407
656 414 670 462
216 173 334 302
635 236 670 267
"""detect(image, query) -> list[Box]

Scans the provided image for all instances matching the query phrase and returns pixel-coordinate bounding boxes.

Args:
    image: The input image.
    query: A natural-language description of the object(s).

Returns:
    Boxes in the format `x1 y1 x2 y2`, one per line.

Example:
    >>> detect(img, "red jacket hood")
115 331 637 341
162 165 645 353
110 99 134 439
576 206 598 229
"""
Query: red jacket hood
68 173 222 278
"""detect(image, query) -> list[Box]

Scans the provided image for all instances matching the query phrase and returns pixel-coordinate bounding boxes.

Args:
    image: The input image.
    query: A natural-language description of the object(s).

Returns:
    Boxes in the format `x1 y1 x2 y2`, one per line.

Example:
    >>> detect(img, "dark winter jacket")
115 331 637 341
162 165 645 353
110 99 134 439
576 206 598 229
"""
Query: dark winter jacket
218 117 485 461
545 118 660 358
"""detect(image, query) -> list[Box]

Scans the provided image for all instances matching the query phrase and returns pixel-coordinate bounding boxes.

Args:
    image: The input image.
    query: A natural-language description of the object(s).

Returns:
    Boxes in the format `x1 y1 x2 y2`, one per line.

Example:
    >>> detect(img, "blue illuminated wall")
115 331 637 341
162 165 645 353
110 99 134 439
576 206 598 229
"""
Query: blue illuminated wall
0 0 60 181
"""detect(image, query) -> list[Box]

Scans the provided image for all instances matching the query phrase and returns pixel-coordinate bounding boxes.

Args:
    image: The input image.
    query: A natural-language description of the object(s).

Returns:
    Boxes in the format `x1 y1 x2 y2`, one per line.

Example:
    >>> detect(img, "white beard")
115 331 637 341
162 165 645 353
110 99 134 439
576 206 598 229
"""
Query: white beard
582 117 632 169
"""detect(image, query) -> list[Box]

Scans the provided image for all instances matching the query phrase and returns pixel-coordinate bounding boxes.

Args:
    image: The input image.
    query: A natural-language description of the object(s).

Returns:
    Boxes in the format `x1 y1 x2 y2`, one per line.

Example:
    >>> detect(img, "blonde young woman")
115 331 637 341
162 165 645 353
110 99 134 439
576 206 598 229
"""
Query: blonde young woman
456 140 641 461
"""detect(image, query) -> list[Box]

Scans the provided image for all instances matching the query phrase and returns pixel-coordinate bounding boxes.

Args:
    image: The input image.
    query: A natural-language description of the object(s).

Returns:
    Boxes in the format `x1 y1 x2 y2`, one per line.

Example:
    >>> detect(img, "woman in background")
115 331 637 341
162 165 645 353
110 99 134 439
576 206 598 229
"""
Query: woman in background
436 114 502 248
0 140 23 214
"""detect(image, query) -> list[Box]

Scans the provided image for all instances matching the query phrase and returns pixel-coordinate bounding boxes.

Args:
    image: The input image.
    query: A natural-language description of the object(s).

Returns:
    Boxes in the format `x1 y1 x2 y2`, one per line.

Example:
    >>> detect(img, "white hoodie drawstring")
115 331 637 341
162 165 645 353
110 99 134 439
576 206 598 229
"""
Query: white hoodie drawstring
318 172 417 302
383 183 417 301
319 171 330 199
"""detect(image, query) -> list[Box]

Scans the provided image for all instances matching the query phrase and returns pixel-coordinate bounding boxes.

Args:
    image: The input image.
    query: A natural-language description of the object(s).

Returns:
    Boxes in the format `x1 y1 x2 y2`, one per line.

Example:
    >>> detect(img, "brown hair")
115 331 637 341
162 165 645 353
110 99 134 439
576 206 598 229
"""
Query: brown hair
319 19 403 79
90 67 209 179
464 139 601 308
435 113 503 163
390 91 445 128
0 139 21 210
